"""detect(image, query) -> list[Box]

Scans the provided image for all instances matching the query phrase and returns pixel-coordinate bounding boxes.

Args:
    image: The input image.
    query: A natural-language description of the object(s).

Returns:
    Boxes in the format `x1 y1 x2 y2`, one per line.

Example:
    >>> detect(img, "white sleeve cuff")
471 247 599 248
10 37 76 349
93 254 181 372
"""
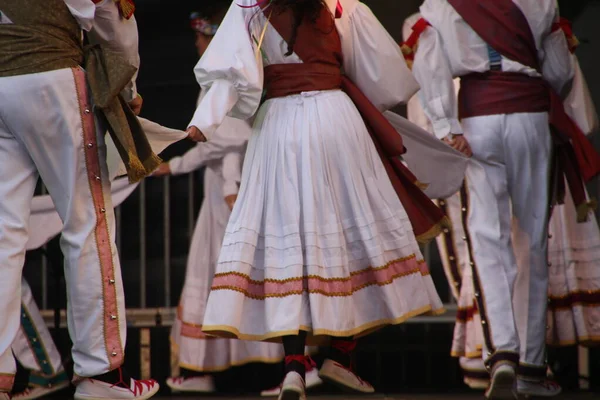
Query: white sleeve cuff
188 80 239 140
432 118 463 139
222 181 239 198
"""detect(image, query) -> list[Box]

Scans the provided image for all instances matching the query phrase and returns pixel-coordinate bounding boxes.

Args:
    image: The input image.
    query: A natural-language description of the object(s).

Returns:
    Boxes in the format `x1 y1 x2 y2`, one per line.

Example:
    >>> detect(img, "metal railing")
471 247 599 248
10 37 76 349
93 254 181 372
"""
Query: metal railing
32 171 600 323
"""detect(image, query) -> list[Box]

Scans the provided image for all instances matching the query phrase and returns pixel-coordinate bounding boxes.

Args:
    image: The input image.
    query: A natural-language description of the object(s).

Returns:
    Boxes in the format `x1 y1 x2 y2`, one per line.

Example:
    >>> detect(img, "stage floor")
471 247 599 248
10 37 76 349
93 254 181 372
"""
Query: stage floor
154 394 596 399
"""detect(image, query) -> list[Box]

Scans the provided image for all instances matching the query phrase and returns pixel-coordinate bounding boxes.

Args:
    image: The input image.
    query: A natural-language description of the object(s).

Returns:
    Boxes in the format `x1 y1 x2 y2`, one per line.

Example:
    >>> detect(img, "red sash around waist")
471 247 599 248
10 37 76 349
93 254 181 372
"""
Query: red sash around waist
459 71 549 119
446 0 600 220
264 63 342 101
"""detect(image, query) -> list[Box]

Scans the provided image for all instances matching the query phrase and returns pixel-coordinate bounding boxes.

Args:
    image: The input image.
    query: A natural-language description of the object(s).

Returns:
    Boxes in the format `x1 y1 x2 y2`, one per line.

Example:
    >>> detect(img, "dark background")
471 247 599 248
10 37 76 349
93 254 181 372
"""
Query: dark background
21 0 600 396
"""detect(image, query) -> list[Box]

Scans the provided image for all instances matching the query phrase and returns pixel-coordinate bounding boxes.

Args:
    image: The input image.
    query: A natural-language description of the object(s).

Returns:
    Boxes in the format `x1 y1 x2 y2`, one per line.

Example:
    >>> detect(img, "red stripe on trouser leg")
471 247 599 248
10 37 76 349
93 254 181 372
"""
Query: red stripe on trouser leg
71 67 124 371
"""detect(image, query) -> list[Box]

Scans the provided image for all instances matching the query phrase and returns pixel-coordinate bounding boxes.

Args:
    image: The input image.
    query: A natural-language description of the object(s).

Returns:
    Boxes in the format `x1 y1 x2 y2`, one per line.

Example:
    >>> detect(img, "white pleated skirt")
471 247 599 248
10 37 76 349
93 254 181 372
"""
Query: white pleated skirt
202 90 444 342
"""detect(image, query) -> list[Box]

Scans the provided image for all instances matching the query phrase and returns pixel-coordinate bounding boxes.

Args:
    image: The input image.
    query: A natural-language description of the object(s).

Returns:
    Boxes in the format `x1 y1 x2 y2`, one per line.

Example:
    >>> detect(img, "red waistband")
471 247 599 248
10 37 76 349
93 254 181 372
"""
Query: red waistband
263 63 342 100
458 71 550 119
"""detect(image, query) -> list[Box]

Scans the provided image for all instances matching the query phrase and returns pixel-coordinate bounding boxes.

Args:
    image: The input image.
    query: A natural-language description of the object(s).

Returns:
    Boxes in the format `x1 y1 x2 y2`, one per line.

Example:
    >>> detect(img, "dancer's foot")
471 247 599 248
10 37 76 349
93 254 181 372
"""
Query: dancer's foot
485 363 517 399
261 366 323 396
318 358 374 393
0 392 10 399
12 379 70 400
165 375 215 393
277 372 305 400
517 379 561 397
74 367 159 400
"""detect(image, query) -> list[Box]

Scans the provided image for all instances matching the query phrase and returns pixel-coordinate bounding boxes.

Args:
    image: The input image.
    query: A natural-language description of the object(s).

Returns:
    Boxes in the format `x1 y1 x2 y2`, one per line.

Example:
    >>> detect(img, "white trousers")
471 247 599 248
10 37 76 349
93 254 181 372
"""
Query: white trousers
11 280 67 387
463 112 551 379
0 67 126 391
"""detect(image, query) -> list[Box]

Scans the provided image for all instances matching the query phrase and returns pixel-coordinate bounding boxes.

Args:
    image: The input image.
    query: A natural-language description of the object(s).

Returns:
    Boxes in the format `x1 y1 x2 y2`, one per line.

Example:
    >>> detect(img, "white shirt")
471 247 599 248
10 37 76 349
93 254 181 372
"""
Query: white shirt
64 0 140 101
412 0 574 139
187 0 419 139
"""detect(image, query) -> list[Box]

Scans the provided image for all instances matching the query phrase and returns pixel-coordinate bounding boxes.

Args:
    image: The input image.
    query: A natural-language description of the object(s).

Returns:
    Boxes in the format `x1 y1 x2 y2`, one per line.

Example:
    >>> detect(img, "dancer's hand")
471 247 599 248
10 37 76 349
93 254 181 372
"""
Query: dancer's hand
129 94 143 116
443 134 472 157
187 126 207 142
224 194 237 210
152 162 171 177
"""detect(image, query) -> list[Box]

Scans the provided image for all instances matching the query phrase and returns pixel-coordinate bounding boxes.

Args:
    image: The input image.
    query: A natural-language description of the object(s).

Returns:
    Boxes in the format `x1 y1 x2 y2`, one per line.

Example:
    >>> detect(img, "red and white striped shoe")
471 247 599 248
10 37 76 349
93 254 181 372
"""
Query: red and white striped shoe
0 392 10 400
74 368 159 400
261 367 323 396
318 359 374 393
278 372 305 400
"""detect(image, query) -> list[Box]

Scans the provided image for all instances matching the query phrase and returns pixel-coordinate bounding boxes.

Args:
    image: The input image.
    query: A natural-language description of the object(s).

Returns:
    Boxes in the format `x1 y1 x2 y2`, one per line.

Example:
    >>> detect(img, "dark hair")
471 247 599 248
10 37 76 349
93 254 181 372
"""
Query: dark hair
269 0 326 56
202 0 231 22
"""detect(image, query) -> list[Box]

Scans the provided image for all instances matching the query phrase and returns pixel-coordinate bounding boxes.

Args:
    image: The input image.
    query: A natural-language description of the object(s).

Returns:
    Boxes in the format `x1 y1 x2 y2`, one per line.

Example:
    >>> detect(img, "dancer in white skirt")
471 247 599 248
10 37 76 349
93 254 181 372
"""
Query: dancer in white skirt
404 11 600 396
183 0 468 398
157 10 322 394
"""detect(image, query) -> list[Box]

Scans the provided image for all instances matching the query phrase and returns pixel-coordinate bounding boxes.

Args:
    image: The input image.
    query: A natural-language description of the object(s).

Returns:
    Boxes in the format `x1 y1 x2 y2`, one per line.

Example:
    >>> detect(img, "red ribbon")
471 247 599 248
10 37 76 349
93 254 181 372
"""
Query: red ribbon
284 355 317 371
335 1 343 19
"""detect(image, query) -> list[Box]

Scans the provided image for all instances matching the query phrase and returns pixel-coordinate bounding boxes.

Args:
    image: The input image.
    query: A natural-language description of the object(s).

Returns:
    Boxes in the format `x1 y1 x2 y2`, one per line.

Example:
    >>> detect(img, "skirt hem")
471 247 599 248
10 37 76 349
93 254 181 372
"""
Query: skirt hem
202 304 444 344
177 356 285 373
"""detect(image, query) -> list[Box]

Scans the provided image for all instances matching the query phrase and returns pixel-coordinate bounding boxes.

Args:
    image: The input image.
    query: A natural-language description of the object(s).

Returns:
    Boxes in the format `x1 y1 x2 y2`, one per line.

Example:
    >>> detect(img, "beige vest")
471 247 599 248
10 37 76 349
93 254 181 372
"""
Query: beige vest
0 0 83 77
0 0 162 182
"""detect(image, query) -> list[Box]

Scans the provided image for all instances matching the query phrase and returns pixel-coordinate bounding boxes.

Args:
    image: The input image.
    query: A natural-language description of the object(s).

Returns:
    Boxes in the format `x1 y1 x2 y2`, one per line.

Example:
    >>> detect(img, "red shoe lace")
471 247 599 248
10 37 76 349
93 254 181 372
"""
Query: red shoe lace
331 339 357 353
132 379 156 396
109 367 155 396
285 355 317 372
109 367 129 390
332 361 372 389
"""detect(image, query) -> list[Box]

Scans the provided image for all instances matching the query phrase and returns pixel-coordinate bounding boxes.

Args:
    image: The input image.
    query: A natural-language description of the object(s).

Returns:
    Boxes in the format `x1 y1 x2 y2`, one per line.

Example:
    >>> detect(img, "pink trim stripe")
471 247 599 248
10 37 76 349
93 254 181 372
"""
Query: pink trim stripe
211 256 427 299
177 305 209 338
181 322 209 339
72 67 124 370
0 374 14 391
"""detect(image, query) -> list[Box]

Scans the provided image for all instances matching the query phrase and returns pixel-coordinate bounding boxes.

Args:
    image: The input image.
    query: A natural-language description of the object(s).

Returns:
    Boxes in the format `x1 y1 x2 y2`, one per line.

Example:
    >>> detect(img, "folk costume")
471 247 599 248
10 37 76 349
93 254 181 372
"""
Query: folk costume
190 0 467 396
11 177 139 400
405 12 600 391
406 0 599 397
0 1 162 397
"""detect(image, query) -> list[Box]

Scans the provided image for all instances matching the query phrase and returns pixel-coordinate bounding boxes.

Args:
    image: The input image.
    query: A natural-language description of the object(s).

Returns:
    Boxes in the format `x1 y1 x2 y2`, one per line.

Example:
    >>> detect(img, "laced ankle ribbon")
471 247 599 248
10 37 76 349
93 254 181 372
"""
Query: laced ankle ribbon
331 339 357 353
285 355 317 372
